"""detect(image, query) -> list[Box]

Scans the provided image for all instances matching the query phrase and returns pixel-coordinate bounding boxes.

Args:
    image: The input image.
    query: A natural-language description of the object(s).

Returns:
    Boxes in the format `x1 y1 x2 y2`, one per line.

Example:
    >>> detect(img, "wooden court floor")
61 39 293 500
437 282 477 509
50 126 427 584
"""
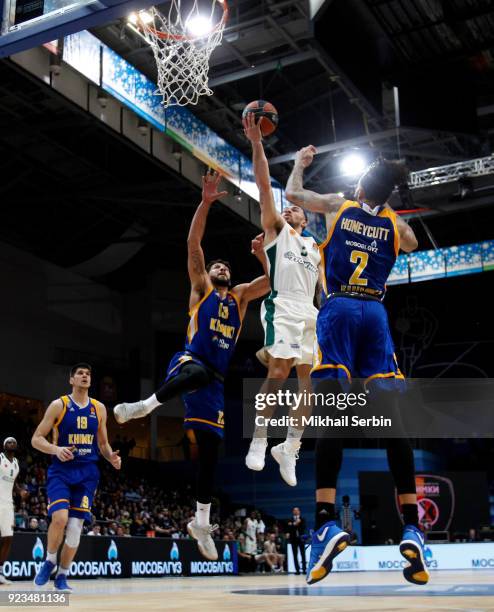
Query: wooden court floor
9 570 494 611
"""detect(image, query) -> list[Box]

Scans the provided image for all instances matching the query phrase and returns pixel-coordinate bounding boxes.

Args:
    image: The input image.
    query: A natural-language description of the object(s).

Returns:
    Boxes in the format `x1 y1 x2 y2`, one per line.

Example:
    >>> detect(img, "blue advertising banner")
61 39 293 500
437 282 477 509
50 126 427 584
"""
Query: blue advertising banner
445 243 483 277
481 240 494 272
410 249 446 282
63 30 101 85
3 534 238 580
388 254 410 285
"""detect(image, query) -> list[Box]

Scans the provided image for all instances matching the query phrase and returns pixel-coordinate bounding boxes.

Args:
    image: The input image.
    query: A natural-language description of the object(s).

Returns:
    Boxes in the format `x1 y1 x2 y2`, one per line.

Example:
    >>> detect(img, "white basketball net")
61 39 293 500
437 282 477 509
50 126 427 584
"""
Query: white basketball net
135 1 227 107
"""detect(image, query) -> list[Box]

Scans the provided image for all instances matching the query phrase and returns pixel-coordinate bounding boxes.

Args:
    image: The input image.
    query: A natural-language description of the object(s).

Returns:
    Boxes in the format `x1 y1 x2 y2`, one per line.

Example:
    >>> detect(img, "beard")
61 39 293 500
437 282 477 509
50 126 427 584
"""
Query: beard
213 276 230 287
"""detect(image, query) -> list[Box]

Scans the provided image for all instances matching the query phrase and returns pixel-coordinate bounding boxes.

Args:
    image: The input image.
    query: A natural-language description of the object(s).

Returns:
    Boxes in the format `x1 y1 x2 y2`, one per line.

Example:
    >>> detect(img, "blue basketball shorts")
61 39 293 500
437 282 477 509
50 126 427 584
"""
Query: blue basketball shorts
165 351 225 438
311 296 405 391
47 461 99 521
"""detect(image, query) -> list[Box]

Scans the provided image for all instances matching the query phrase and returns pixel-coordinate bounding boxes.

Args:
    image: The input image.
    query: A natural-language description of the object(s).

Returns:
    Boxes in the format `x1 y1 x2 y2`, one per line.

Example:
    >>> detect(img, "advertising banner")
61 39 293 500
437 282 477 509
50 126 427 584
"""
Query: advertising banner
288 542 494 573
2 534 238 580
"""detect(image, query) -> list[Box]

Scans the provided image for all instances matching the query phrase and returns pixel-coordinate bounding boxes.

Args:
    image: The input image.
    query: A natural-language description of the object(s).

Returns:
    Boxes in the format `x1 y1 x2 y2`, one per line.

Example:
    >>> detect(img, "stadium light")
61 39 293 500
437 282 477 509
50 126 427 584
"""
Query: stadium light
128 10 153 25
186 15 213 37
340 153 366 177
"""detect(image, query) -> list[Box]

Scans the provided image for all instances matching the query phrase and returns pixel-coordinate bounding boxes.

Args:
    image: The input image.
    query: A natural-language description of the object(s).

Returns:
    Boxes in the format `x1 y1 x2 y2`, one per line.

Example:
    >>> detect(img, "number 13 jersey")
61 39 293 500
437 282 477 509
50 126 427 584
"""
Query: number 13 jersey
320 200 400 300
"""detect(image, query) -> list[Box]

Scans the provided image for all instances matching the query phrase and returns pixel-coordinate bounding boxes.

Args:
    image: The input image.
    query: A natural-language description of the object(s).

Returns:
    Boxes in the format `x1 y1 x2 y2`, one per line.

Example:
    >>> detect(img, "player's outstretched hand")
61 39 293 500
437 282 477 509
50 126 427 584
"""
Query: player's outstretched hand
242 112 262 144
55 446 74 462
295 145 317 169
251 233 265 256
109 449 121 470
202 170 228 205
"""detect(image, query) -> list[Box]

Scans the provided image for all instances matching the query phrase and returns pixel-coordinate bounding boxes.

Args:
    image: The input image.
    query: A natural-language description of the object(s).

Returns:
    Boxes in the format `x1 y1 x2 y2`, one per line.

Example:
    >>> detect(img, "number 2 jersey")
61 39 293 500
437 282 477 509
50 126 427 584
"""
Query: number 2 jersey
320 200 399 300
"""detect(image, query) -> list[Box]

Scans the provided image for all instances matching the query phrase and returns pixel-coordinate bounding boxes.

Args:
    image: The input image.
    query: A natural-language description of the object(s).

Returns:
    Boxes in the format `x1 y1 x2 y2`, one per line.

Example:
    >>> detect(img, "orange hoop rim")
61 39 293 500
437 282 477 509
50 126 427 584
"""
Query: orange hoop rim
137 1 229 42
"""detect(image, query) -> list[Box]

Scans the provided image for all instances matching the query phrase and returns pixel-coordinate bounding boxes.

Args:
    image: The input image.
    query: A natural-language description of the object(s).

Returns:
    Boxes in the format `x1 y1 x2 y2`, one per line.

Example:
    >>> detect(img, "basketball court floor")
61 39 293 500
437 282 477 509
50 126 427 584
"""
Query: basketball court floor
10 571 494 611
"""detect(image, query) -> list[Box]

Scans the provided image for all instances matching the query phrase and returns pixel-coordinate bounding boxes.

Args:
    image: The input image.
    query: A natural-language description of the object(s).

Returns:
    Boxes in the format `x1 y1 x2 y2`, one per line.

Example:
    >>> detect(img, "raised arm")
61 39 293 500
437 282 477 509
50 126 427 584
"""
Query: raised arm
394 213 418 253
251 232 269 277
286 146 345 214
187 171 228 306
96 403 121 470
232 233 270 316
234 276 271 310
243 113 284 236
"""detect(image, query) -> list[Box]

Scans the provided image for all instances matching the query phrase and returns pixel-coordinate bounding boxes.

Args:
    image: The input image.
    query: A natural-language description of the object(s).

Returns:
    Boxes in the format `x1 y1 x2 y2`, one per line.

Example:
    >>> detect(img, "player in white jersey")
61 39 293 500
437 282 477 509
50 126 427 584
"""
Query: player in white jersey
243 112 321 486
0 438 23 585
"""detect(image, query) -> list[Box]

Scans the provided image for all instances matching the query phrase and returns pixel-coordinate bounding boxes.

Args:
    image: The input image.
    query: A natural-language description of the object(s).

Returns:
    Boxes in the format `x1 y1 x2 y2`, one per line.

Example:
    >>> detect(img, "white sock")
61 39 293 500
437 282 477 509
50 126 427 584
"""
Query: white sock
46 551 57 564
286 427 303 443
142 394 160 413
0 563 3 575
253 424 267 440
57 566 69 577
196 502 211 527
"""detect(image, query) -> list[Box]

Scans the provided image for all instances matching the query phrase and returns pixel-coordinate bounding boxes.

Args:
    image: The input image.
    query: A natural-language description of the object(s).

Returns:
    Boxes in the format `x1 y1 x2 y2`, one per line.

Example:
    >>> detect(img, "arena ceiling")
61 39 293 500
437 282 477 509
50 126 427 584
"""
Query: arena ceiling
94 0 494 189
0 0 493 286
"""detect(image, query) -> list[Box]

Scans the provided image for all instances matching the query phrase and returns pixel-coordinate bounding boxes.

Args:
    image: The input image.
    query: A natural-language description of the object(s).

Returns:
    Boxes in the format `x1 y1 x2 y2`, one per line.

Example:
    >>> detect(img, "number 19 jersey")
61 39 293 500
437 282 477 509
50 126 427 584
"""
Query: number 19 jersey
321 201 399 300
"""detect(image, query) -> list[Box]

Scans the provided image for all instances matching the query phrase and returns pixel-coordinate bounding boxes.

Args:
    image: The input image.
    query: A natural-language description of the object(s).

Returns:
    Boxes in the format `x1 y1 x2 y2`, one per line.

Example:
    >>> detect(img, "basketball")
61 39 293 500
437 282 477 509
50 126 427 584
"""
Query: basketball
242 100 279 137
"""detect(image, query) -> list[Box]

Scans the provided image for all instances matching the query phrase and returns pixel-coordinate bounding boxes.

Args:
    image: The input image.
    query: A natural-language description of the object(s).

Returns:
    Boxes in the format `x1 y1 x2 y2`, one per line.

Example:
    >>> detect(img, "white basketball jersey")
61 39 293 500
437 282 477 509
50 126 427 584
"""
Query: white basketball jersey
264 222 320 299
0 453 19 506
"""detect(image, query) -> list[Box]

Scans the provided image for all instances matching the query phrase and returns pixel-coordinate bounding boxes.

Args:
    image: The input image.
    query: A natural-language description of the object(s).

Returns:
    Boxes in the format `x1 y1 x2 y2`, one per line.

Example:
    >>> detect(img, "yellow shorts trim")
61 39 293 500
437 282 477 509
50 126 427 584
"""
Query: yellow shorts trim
310 363 352 382
364 370 405 387
364 371 405 386
184 417 224 429
47 498 70 509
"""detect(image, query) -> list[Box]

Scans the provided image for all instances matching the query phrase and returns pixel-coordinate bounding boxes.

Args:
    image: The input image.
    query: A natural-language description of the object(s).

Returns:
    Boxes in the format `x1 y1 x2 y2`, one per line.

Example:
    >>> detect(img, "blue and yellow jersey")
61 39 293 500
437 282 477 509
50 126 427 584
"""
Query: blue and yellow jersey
52 395 101 465
320 201 400 300
185 287 242 376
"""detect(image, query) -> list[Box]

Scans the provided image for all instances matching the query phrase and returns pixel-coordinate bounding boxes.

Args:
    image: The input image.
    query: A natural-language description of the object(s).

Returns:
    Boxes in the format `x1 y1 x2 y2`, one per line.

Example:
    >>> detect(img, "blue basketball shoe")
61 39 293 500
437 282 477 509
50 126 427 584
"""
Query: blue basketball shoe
33 560 56 587
54 573 73 592
306 521 351 585
399 524 430 585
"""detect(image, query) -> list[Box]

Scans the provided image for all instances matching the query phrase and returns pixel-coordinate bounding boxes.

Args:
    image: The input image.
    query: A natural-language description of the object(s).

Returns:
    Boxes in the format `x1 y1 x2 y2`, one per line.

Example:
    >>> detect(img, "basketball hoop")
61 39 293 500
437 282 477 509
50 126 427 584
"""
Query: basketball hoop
129 0 228 108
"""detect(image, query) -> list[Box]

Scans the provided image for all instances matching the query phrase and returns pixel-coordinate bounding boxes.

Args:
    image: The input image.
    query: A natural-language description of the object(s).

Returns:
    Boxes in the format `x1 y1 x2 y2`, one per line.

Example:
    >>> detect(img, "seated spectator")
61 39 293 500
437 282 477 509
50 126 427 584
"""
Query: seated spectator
25 517 40 532
263 533 285 572
468 528 479 542
108 521 118 536
237 534 258 573
88 525 102 536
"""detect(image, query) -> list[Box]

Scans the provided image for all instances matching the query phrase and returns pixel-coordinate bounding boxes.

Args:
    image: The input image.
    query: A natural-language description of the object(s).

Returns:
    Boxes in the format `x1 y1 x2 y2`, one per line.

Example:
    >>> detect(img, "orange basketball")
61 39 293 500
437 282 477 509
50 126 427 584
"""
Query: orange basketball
242 100 279 137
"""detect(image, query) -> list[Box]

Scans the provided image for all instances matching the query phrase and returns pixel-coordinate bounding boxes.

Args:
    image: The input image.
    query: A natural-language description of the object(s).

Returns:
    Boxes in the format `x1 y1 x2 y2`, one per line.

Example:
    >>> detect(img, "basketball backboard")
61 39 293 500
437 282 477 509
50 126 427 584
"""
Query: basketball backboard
0 0 155 57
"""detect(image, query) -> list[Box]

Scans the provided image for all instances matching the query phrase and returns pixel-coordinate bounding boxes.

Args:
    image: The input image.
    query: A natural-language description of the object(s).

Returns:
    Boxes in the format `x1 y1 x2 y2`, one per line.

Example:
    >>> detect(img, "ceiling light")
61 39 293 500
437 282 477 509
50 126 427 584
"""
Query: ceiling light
340 153 366 177
186 15 212 37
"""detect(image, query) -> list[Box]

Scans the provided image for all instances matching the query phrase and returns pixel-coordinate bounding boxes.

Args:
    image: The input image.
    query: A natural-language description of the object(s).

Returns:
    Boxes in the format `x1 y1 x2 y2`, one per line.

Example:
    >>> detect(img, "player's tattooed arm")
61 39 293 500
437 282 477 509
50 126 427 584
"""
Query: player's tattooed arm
243 113 284 237
96 403 121 470
31 399 74 462
187 171 227 306
286 146 345 214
